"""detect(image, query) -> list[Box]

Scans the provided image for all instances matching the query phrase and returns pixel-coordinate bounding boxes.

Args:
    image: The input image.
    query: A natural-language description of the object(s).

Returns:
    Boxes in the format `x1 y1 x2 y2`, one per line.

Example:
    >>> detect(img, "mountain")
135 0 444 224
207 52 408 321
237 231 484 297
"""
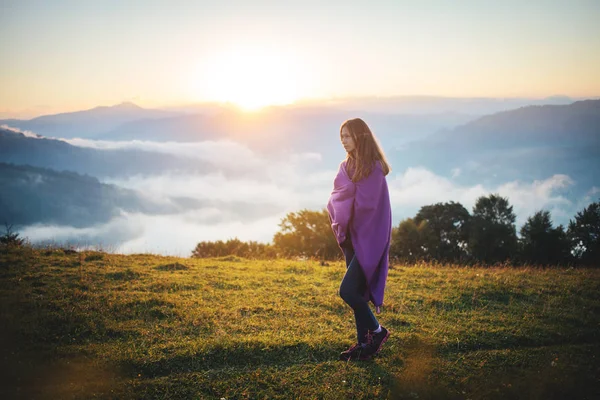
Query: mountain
0 162 204 228
0 162 283 233
0 102 180 139
95 106 476 158
440 99 600 146
316 95 580 115
394 99 600 192
1 96 586 144
0 127 214 178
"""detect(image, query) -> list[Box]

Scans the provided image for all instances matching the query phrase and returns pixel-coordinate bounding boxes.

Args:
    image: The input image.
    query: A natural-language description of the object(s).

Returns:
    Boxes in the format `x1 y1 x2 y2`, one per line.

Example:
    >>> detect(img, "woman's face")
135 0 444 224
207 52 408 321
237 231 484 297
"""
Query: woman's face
341 126 356 153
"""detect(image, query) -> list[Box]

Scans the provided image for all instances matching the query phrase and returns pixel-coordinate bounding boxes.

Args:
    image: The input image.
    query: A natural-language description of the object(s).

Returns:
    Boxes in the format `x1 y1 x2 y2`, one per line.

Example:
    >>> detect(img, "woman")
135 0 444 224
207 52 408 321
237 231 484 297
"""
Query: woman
327 118 392 361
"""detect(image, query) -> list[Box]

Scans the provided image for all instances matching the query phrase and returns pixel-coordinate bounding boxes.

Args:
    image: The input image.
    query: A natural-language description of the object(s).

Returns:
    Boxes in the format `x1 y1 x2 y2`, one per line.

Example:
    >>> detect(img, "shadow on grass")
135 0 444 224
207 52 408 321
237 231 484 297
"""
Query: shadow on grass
120 341 346 378
0 326 123 400
438 329 600 353
461 363 599 400
382 337 464 400
400 337 600 400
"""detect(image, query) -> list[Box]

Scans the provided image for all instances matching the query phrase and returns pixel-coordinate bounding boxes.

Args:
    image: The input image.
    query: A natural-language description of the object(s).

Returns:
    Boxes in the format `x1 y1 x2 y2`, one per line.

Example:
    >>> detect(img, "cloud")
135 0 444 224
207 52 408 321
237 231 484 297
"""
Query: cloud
388 167 577 228
20 214 145 250
64 138 332 181
388 167 487 209
64 138 264 170
21 211 286 257
21 138 334 254
585 186 600 198
0 124 42 138
289 152 322 163
21 165 582 256
117 211 284 256
104 171 330 211
16 134 590 255
496 174 574 224
88 138 336 213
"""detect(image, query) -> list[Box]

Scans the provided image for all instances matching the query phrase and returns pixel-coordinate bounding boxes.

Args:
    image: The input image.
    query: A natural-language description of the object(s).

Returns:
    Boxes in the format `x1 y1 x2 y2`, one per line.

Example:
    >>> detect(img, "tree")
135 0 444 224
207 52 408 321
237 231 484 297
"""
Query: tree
191 238 276 259
519 210 571 265
469 194 518 264
390 218 432 263
272 209 340 259
567 201 600 266
414 201 470 262
0 223 26 247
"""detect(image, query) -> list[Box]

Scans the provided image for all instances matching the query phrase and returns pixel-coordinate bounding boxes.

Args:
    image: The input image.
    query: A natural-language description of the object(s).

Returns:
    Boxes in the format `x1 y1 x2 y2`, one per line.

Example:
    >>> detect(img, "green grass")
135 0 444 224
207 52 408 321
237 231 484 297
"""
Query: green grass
1 247 599 399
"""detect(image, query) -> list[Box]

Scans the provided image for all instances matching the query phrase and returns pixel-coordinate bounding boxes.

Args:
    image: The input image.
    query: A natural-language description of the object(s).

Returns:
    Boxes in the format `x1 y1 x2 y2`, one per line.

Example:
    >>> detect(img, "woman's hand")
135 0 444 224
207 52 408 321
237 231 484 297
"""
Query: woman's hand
375 306 382 314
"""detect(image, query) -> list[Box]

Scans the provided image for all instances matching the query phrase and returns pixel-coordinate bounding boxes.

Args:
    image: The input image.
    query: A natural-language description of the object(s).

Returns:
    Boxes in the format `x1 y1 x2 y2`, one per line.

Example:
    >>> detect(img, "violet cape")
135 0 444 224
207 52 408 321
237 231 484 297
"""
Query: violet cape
326 160 392 307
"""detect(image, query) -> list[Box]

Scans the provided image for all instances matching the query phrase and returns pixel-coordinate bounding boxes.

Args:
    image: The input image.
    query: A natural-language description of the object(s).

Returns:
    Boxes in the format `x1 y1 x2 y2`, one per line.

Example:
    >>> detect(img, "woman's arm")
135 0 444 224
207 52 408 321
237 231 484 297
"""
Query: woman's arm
327 162 356 245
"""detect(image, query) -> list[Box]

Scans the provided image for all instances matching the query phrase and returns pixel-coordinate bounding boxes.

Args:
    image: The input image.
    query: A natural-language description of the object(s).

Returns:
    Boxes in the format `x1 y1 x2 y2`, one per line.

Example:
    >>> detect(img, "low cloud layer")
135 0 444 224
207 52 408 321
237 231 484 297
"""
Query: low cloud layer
1 124 41 138
389 167 578 227
14 137 595 256
22 167 585 256
65 138 264 170
22 211 284 256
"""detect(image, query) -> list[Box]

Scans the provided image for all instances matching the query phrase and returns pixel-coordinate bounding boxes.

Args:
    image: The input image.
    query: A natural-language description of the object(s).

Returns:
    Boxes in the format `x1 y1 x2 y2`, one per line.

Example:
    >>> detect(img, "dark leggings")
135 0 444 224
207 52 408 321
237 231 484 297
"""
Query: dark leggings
340 245 380 343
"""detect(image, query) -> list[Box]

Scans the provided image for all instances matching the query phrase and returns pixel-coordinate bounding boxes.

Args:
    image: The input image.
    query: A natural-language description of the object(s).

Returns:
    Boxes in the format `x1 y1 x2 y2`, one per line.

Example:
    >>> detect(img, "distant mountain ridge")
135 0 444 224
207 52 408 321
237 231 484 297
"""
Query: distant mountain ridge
395 99 600 194
0 161 282 232
0 127 214 177
0 102 180 139
451 99 600 145
2 96 586 148
0 162 175 228
2 98 599 247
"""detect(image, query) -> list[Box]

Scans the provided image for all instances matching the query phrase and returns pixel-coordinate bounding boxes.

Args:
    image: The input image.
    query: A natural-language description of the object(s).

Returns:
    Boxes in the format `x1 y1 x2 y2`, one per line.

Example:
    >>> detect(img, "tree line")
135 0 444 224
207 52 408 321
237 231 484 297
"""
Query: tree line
192 194 599 266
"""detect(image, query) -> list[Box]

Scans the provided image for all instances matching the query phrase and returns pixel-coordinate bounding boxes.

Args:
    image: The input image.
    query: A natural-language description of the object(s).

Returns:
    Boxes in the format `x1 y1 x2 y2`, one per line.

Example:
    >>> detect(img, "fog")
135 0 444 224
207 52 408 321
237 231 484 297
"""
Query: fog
15 137 584 256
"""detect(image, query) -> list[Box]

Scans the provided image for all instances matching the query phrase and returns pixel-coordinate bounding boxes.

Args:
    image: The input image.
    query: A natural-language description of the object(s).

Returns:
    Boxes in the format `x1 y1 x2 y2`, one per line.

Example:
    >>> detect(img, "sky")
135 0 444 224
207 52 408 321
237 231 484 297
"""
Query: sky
1 0 600 116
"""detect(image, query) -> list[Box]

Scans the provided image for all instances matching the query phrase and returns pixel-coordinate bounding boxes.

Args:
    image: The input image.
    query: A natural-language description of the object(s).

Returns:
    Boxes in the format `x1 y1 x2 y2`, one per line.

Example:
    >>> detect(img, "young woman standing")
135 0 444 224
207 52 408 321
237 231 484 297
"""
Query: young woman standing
327 118 392 361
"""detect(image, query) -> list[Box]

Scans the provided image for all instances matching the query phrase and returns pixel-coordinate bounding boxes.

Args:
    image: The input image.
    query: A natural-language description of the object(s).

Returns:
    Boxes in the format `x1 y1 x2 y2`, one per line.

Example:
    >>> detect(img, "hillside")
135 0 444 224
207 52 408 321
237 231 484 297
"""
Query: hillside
443 99 600 145
1 248 598 399
395 99 600 191
0 162 205 228
0 128 214 177
0 102 179 139
94 108 474 151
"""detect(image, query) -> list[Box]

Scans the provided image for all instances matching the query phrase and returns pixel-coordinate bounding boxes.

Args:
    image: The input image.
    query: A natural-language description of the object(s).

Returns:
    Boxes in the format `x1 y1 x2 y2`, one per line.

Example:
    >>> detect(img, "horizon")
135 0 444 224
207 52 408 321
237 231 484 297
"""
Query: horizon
2 1 600 117
3 93 600 120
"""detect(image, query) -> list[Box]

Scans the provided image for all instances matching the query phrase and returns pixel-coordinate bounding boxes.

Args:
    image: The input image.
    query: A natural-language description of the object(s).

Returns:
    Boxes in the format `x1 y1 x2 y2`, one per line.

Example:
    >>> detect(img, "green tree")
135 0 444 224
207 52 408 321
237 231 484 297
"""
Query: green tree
390 218 432 263
273 209 340 259
567 201 600 266
191 238 276 259
0 223 26 247
469 194 517 264
519 210 571 265
414 201 470 262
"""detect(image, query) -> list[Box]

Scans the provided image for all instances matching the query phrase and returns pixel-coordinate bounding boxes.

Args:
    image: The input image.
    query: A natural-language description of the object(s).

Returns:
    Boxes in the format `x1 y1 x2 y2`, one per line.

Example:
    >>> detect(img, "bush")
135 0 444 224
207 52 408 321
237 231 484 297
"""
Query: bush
0 224 26 247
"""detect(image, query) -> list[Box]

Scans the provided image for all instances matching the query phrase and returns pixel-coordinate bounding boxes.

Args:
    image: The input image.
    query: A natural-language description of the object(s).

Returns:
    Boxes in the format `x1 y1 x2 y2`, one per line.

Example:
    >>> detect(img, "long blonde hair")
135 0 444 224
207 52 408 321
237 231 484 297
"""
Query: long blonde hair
341 118 391 182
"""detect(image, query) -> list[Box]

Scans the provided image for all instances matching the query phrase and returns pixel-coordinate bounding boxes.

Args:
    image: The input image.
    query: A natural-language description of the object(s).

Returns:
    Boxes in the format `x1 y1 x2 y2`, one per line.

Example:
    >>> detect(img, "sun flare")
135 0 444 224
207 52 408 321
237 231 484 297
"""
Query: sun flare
195 46 303 111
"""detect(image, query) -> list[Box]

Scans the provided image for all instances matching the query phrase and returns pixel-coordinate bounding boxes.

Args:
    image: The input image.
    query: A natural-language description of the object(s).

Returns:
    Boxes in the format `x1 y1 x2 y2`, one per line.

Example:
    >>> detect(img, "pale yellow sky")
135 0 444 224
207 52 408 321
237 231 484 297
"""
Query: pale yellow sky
1 0 599 117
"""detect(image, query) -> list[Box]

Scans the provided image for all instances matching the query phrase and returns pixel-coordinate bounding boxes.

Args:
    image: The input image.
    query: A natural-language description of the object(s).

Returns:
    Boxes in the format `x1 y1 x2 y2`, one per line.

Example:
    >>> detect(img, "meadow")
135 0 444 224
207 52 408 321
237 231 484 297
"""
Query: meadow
0 247 599 399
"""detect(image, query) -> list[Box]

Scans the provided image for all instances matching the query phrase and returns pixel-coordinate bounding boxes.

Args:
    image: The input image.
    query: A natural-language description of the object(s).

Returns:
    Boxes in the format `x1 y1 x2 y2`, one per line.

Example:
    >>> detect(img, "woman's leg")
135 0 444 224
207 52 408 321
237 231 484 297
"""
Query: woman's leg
339 254 379 343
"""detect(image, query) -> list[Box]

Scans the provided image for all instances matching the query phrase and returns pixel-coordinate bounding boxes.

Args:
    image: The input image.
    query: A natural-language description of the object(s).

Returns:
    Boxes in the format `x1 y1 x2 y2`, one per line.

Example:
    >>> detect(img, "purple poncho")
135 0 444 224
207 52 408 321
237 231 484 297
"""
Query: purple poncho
327 160 392 307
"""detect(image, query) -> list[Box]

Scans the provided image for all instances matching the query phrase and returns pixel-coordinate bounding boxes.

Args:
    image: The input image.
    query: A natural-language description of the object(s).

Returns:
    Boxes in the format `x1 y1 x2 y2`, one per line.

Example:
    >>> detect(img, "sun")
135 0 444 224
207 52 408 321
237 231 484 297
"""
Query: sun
195 46 303 111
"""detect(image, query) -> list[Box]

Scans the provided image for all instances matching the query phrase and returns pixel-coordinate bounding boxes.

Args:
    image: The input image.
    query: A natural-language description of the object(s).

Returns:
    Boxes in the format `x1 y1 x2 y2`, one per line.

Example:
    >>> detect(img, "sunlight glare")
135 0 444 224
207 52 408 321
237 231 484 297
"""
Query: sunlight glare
196 46 303 111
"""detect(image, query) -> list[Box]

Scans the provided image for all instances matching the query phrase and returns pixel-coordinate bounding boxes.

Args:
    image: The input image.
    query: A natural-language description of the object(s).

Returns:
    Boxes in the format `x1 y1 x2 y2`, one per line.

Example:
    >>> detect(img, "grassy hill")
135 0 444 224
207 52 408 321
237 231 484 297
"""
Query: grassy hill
1 247 599 399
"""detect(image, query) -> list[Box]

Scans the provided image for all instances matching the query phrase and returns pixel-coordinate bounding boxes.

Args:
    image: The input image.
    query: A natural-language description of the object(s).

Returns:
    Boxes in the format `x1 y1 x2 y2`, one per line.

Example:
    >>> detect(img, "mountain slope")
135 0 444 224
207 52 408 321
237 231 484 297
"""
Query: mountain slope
394 99 600 192
0 102 179 139
0 128 213 177
95 107 475 157
0 162 202 228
